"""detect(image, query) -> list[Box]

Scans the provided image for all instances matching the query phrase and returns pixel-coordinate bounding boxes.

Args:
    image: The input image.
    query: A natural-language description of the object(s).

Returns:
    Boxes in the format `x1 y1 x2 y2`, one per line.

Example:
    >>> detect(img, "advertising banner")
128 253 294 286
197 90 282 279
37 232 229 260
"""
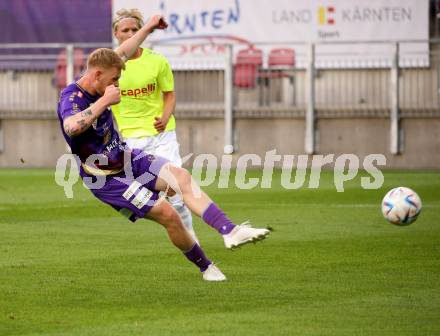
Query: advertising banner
113 0 429 68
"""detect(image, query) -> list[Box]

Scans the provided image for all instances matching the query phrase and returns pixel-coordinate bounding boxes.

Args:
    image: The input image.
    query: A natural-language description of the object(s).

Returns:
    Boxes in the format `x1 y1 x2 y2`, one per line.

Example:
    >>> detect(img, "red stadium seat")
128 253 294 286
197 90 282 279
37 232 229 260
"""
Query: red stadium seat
259 48 296 79
268 48 295 68
233 47 263 89
258 48 296 105
55 48 85 90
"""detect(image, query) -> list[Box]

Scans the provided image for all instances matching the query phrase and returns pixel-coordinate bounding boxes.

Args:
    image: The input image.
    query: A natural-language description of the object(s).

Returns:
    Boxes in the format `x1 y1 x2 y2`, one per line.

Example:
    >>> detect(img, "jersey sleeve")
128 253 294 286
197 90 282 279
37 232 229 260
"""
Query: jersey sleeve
157 57 174 92
58 90 89 122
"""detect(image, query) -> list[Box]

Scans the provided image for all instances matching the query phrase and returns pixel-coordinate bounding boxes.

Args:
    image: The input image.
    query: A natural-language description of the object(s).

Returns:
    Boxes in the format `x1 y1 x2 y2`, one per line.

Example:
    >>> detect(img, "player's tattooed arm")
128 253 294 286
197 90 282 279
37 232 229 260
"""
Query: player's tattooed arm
76 119 88 132
63 86 120 137
63 107 95 137
63 123 75 137
80 108 93 118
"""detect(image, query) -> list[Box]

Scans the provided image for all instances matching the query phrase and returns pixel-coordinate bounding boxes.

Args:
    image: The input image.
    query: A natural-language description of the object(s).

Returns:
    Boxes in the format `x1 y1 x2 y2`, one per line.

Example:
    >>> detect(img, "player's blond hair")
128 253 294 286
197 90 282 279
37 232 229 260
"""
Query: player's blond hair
87 48 125 71
112 8 144 32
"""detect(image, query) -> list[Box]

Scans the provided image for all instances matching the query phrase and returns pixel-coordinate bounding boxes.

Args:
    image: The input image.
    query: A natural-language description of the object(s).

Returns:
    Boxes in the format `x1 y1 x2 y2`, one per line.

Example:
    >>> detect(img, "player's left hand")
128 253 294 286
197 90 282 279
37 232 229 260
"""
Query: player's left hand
154 116 169 132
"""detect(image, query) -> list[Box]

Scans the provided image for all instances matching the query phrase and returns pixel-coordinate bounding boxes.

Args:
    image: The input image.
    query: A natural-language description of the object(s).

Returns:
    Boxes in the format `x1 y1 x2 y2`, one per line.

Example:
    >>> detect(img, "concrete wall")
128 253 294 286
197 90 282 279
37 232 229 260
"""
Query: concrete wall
316 118 440 168
1 117 439 169
0 119 66 167
178 118 440 169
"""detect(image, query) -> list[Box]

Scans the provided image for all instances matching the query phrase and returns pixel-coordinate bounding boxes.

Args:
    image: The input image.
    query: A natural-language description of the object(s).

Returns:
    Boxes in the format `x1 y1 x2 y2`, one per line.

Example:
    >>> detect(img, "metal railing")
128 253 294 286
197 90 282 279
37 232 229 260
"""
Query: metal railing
0 41 439 156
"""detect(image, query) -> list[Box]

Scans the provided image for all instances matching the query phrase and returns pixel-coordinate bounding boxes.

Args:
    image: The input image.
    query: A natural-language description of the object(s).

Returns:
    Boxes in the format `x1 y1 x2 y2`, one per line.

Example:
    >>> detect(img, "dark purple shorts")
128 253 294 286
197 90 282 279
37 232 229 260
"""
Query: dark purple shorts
82 150 169 222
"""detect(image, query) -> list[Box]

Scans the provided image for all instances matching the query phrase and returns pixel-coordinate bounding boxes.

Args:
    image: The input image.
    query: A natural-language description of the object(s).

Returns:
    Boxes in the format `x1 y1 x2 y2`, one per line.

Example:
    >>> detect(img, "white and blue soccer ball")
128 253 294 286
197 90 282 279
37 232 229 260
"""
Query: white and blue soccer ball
381 187 422 226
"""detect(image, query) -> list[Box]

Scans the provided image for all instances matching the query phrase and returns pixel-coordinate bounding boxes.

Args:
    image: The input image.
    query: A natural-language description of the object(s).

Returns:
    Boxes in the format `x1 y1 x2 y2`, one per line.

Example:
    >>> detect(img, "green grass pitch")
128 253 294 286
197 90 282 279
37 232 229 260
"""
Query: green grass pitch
0 169 439 335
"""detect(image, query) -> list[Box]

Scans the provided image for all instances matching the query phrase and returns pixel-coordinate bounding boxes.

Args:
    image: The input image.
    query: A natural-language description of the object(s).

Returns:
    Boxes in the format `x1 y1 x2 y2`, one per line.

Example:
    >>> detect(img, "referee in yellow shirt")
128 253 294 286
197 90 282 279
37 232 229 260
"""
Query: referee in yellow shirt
112 9 198 242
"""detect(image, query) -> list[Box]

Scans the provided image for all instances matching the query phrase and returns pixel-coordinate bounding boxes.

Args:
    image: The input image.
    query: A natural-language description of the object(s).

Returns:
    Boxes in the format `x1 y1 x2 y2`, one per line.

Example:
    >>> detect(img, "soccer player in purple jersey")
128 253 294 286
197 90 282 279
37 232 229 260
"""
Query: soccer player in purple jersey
57 14 270 281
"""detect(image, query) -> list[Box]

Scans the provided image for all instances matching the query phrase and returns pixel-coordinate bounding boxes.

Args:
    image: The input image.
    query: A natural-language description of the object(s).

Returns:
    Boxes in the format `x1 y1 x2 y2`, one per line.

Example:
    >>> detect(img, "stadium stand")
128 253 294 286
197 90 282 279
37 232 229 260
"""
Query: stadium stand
54 48 85 91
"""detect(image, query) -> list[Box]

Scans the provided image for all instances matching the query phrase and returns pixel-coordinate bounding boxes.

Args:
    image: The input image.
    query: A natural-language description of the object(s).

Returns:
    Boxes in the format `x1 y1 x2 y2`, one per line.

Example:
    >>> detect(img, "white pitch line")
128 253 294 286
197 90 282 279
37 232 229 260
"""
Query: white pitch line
220 202 440 208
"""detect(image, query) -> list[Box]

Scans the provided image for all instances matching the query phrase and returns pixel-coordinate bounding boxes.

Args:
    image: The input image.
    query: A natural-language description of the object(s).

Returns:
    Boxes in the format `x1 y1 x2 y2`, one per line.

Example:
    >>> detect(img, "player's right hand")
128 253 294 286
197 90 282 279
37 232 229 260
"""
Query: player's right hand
147 14 168 30
103 85 121 105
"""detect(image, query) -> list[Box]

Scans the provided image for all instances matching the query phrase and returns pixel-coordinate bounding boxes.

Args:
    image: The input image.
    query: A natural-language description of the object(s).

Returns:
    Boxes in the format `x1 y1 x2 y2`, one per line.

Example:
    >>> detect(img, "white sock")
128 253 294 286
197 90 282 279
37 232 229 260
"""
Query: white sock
168 194 198 241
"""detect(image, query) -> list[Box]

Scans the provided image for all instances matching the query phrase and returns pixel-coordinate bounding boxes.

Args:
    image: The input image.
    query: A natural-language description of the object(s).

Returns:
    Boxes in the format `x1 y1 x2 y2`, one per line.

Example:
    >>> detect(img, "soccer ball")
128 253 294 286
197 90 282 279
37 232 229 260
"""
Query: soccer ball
381 187 422 226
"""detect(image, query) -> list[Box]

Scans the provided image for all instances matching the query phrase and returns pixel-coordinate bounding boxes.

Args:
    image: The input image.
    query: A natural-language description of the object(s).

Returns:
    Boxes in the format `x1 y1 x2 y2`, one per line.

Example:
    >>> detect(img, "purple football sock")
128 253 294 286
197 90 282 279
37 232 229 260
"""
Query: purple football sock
202 202 235 235
183 243 211 272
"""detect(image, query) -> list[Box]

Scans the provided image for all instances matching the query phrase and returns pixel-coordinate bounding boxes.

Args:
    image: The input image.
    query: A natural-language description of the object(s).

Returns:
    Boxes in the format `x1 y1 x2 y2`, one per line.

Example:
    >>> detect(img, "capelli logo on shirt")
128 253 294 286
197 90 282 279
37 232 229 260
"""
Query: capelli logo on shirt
121 84 156 98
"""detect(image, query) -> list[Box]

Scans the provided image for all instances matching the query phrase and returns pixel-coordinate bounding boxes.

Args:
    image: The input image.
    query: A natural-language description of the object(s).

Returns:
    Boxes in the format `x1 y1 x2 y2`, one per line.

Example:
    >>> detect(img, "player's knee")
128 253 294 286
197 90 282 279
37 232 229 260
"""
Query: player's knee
173 167 192 189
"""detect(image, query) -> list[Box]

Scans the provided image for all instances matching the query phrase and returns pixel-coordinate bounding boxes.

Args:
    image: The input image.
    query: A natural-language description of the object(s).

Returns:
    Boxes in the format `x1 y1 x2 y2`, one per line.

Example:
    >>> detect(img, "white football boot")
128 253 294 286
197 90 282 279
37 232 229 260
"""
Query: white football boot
223 221 271 249
202 264 227 281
